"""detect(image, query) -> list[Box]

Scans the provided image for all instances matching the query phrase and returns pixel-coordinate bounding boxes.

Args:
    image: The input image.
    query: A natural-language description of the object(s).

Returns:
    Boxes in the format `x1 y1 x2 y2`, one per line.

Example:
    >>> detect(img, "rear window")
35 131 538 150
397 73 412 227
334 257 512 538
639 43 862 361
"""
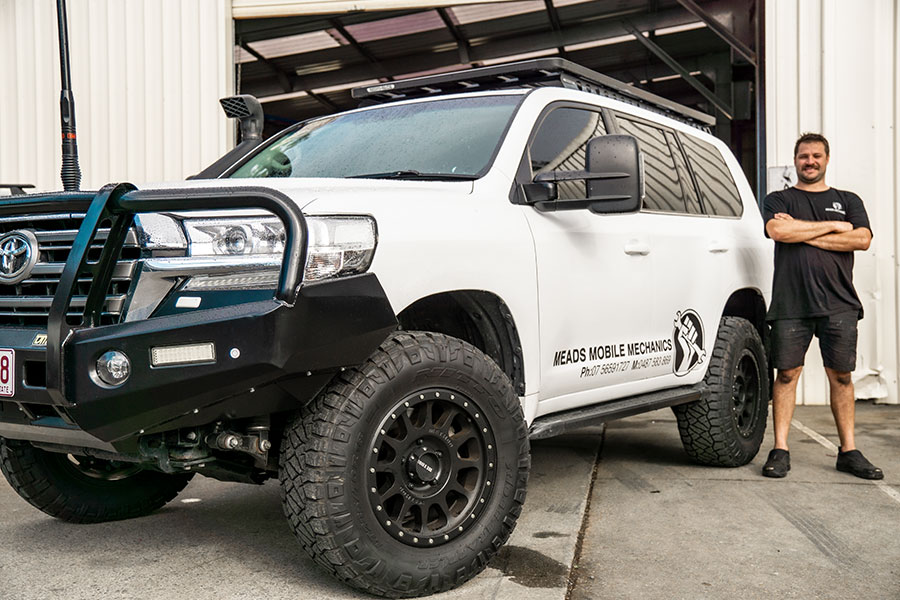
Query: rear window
679 133 743 217
615 117 686 213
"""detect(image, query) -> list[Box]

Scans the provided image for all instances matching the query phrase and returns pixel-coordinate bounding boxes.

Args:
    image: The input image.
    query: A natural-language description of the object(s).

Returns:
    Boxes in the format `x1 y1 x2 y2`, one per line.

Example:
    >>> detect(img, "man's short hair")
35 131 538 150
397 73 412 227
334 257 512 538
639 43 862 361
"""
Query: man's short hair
794 133 830 157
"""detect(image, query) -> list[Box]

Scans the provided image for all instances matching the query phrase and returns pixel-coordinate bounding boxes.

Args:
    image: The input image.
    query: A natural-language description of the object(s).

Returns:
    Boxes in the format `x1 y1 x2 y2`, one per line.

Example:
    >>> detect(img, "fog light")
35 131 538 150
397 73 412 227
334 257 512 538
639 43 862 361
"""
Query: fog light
96 350 131 386
151 342 216 367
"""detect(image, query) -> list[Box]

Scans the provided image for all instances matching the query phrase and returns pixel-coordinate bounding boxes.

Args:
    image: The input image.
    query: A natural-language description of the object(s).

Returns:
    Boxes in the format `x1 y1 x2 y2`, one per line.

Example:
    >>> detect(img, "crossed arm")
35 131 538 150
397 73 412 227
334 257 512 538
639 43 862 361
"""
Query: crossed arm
766 213 872 251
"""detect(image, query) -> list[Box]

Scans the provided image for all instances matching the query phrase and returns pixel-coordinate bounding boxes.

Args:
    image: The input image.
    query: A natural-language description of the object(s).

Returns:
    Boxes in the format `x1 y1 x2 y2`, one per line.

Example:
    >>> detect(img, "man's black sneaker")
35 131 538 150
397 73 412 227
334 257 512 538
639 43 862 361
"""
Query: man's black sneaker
762 449 790 478
836 448 884 480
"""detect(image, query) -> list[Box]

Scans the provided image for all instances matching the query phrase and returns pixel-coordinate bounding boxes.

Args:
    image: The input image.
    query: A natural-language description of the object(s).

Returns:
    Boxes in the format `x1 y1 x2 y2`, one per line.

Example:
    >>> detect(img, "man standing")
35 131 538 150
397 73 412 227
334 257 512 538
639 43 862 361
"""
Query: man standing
762 133 883 479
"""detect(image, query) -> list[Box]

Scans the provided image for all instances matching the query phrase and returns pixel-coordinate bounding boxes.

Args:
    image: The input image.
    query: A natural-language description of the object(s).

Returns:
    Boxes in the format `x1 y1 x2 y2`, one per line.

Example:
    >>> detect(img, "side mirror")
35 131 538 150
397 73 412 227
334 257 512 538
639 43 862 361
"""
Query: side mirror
529 135 642 213
585 135 643 214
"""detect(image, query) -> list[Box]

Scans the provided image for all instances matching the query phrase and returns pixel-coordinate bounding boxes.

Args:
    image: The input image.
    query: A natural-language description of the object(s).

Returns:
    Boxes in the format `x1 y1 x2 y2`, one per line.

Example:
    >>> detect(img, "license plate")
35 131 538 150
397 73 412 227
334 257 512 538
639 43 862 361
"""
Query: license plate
0 348 14 397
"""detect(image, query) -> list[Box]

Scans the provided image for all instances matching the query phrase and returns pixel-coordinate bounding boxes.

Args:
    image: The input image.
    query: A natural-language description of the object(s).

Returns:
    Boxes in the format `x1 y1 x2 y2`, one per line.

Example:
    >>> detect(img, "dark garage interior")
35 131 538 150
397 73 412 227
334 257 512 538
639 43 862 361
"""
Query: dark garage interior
233 0 763 196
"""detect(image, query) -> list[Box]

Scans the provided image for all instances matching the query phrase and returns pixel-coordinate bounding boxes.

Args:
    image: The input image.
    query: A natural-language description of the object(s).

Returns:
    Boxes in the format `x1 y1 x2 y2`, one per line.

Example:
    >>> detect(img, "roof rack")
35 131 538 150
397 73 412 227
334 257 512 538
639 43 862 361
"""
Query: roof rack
351 58 715 129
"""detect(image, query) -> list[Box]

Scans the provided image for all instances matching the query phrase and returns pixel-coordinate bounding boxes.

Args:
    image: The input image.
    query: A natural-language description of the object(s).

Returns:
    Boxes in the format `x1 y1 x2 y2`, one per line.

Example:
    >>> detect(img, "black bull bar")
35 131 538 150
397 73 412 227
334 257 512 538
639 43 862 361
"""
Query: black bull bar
0 184 397 449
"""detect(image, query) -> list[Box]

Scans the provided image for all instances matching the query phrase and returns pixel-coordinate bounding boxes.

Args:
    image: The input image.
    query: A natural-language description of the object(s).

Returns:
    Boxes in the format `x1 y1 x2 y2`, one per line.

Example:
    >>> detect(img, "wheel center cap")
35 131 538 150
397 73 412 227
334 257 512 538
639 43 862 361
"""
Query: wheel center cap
408 450 440 484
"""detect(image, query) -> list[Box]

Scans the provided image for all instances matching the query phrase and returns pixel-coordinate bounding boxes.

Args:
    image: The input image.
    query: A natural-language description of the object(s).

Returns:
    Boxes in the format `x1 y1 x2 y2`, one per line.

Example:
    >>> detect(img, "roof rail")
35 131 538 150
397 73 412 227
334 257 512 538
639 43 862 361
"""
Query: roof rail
351 58 715 128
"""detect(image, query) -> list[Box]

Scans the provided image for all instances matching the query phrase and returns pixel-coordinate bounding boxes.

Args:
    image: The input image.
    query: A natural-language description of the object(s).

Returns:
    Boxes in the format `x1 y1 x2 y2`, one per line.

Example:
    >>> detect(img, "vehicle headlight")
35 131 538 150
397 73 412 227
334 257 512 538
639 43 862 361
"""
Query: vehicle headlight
180 215 377 287
184 217 285 257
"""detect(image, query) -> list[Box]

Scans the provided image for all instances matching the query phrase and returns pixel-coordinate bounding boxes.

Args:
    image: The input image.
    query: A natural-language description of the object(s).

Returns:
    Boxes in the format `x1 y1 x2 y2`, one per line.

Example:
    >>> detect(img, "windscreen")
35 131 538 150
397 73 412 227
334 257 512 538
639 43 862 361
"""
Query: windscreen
230 95 523 180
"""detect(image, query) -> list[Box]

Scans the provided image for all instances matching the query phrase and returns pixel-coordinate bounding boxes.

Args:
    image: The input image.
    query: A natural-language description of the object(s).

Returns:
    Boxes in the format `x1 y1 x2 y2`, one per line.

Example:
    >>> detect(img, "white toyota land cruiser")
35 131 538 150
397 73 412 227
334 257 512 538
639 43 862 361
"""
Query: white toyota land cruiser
0 59 772 597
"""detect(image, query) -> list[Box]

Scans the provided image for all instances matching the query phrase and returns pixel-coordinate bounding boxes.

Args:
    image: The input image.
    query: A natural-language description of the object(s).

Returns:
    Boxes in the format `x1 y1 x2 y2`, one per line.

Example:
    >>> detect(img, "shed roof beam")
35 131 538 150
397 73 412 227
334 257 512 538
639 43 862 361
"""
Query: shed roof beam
305 90 340 111
543 0 566 56
621 20 733 119
240 42 293 93
437 8 471 65
674 0 756 65
329 19 382 69
241 43 339 111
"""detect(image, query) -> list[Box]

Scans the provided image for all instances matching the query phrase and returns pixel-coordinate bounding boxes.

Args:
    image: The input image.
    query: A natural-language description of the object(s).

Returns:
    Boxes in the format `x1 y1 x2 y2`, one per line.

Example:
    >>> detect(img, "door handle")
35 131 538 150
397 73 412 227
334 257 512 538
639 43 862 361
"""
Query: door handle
624 240 650 256
708 240 729 253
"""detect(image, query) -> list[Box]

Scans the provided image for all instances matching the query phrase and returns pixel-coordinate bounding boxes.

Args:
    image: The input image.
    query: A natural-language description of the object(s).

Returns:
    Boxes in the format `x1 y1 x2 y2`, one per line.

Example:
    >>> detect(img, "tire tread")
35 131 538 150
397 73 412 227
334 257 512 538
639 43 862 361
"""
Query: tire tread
0 438 192 524
279 331 529 598
673 317 769 467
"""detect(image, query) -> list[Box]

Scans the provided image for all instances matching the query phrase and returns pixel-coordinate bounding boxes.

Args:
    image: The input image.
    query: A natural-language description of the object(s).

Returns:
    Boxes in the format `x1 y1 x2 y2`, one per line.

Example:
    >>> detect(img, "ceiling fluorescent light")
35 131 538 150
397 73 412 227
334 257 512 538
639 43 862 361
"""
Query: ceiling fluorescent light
258 90 309 104
655 21 707 36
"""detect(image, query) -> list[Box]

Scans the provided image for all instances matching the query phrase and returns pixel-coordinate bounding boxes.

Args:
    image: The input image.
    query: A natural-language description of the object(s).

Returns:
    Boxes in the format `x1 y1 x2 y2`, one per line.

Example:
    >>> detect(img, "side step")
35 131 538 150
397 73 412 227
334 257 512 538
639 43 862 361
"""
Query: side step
528 385 705 440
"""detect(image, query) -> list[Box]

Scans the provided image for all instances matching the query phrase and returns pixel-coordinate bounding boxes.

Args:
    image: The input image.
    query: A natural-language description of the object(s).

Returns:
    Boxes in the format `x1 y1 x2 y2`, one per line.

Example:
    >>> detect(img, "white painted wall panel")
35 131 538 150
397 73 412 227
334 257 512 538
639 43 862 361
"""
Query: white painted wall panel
766 0 899 404
232 0 525 18
0 0 235 193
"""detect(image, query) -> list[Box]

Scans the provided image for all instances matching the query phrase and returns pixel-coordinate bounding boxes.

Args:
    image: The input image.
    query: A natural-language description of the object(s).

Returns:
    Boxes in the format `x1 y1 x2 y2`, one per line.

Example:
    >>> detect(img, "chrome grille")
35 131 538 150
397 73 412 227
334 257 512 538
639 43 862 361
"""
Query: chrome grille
0 213 140 326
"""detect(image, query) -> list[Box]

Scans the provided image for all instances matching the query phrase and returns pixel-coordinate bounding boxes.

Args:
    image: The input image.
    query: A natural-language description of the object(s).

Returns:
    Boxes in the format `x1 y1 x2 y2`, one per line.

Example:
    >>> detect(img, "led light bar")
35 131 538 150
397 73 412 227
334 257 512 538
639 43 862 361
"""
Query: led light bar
182 271 280 291
151 343 216 367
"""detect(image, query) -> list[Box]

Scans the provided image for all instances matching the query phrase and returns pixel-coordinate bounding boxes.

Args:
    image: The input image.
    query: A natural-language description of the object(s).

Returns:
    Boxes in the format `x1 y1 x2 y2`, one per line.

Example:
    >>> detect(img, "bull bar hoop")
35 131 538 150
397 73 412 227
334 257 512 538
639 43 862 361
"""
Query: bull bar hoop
0 184 308 406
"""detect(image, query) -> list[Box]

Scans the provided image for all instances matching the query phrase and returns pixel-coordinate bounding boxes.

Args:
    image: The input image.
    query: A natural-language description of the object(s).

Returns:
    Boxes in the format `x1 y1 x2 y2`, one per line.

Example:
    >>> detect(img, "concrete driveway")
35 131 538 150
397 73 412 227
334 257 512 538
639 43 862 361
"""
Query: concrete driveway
1 403 897 600
573 402 900 600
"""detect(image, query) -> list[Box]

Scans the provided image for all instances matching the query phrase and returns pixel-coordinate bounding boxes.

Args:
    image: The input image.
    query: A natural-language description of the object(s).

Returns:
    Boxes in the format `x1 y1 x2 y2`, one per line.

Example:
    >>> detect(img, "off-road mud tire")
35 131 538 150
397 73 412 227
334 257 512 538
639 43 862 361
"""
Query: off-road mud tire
673 316 769 466
280 331 530 598
0 438 193 523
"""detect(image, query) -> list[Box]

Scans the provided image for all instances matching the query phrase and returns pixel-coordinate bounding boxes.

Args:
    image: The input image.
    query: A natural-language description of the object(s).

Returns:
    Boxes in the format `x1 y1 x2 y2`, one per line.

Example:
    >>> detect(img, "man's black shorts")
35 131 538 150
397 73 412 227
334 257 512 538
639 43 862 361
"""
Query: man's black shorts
769 311 858 372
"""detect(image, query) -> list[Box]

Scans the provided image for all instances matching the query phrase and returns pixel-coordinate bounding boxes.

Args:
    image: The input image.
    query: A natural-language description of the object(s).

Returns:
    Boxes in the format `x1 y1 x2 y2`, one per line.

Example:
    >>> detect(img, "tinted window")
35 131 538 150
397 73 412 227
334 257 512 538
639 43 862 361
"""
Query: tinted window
231 95 522 180
679 133 743 217
665 131 703 214
615 117 686 213
529 107 606 200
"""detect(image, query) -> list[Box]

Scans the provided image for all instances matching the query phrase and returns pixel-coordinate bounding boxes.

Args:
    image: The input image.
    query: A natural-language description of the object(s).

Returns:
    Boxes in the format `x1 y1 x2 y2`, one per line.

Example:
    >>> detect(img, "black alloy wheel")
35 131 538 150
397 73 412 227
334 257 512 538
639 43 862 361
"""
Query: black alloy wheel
367 388 497 547
731 350 762 437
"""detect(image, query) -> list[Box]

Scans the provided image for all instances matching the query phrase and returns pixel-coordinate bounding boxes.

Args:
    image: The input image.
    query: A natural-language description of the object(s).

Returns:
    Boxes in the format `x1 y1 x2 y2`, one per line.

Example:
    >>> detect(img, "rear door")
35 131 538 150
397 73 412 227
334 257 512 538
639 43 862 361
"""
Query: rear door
610 112 743 387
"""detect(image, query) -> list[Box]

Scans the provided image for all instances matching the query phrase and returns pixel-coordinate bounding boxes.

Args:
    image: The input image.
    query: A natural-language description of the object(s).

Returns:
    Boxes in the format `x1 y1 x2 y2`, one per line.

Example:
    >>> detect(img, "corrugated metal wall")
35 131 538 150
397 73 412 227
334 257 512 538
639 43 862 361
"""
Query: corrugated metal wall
766 0 900 404
0 0 234 193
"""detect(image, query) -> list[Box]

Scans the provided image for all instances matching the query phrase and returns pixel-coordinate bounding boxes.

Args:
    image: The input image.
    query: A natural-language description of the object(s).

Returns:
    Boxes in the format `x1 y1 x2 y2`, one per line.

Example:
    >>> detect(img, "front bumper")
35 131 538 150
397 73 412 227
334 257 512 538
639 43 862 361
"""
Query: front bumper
0 184 397 452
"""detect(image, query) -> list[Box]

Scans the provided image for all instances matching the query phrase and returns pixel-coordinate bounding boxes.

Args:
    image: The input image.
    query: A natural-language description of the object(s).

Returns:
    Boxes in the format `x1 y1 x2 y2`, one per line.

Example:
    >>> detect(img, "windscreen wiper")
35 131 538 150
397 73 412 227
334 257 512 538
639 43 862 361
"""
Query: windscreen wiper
347 170 477 181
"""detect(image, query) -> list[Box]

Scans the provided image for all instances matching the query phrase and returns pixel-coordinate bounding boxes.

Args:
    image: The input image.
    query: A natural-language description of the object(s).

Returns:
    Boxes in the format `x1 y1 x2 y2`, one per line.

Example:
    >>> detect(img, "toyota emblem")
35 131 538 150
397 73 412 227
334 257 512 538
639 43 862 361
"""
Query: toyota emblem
0 230 39 285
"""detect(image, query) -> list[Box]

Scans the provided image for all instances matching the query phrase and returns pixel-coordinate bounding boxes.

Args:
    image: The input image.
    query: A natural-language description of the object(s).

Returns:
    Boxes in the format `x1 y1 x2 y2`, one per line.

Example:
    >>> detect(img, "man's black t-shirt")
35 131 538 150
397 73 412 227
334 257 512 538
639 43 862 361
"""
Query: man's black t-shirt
763 187 871 321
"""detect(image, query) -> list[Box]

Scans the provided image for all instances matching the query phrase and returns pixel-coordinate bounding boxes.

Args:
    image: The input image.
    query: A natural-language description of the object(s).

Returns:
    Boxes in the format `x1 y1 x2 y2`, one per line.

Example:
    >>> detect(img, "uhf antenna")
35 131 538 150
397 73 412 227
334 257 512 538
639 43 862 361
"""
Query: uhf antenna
56 0 81 191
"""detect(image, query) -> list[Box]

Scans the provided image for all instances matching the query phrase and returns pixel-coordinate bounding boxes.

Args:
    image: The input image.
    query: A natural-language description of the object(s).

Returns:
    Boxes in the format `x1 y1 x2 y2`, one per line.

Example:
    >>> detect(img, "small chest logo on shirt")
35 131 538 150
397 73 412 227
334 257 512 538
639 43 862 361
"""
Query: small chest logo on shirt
825 202 846 215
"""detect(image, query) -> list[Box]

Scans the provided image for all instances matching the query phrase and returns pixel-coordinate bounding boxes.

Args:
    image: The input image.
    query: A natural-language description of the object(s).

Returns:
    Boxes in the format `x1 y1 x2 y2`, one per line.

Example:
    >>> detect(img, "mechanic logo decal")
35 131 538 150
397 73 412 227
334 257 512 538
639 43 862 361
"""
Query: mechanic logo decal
825 202 845 216
672 309 706 377
0 230 38 285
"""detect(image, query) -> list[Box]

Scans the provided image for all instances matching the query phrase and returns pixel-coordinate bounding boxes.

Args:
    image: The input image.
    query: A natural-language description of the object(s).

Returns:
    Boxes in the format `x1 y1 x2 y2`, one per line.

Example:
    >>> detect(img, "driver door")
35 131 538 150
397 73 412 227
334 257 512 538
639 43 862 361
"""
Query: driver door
518 105 656 414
